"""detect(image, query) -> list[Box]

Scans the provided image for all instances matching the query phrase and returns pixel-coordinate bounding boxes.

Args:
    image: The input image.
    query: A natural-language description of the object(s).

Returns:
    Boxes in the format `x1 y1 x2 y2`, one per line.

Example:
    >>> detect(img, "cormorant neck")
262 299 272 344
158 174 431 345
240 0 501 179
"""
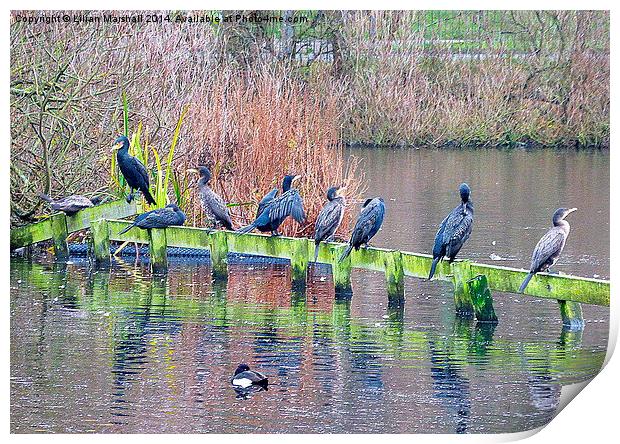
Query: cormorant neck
554 218 570 230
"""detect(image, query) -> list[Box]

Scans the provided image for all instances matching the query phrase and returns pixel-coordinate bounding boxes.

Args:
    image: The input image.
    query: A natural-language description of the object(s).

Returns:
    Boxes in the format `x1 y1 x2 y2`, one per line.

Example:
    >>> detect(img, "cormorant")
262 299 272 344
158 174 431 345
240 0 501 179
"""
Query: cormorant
429 183 474 280
313 185 347 262
519 207 577 293
237 175 305 236
187 166 233 230
111 135 156 205
339 197 385 262
231 364 268 388
38 193 98 216
118 203 186 234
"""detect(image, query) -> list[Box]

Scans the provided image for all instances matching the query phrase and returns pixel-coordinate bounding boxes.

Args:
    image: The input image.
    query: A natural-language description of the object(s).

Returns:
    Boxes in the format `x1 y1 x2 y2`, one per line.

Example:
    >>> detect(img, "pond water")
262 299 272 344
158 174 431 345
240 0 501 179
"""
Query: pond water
10 147 609 433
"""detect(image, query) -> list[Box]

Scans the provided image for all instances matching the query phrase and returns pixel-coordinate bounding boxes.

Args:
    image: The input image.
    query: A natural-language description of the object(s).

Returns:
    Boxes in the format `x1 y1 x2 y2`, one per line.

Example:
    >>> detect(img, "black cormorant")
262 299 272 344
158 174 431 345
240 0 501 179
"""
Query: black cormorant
237 175 305 236
339 197 385 262
111 135 156 205
231 364 268 388
118 203 186 234
187 166 233 230
519 207 577 293
429 183 474 280
38 193 98 216
313 185 347 262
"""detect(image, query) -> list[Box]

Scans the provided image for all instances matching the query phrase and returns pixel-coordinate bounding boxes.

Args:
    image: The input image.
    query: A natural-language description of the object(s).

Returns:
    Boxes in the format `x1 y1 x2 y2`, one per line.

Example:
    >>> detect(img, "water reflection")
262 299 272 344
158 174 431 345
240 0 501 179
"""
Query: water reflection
10 258 607 433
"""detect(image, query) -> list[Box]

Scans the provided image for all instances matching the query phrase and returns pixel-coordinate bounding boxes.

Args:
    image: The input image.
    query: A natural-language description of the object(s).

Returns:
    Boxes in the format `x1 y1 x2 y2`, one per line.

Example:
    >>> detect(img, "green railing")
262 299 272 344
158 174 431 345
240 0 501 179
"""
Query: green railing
9 201 610 328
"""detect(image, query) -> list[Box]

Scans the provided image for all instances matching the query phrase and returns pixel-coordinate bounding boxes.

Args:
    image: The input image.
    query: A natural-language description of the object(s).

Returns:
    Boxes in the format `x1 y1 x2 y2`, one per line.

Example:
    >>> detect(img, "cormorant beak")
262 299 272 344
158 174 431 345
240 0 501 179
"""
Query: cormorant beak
566 208 578 216
338 185 348 196
292 175 301 182
111 142 124 152
186 168 199 175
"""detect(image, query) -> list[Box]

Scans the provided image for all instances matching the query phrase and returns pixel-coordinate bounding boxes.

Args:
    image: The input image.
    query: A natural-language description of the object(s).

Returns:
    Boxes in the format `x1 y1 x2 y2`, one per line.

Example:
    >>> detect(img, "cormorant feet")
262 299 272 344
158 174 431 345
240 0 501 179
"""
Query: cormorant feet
271 231 282 237
126 194 134 204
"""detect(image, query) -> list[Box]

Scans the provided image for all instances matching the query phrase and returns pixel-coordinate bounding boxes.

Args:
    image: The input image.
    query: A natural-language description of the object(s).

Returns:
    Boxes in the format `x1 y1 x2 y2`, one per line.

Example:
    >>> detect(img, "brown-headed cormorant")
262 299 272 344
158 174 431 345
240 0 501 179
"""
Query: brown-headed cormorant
313 185 347 262
519 207 577 293
187 166 233 230
38 193 98 216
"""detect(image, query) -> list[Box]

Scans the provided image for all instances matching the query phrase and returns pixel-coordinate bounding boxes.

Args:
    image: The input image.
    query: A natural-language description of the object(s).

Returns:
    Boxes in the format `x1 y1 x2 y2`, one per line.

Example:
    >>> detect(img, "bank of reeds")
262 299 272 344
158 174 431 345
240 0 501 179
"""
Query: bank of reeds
10 10 609 228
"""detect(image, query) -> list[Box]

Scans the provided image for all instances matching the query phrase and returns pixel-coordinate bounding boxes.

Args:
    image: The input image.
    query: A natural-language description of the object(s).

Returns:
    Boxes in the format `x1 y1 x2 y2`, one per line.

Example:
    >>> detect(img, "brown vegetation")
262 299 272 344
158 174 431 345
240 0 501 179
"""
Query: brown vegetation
10 10 609 230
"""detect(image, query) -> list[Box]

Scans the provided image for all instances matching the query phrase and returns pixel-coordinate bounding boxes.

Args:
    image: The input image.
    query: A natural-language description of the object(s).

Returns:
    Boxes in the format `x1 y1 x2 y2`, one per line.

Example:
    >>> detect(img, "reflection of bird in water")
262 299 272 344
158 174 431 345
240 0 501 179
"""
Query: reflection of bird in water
38 193 100 216
339 197 385 262
233 384 268 400
313 185 347 262
428 340 471 434
231 363 268 388
237 175 305 236
111 135 156 205
519 207 577 293
187 166 233 230
429 183 474 280
119 204 186 234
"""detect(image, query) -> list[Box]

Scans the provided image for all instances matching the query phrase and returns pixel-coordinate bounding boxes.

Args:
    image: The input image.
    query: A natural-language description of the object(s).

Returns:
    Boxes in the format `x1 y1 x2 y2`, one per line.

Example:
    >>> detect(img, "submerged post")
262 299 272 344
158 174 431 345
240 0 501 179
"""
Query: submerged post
558 300 584 330
384 250 405 308
328 244 352 295
148 228 168 273
290 239 309 290
50 213 69 259
451 260 474 317
90 219 110 265
209 230 229 279
467 274 498 323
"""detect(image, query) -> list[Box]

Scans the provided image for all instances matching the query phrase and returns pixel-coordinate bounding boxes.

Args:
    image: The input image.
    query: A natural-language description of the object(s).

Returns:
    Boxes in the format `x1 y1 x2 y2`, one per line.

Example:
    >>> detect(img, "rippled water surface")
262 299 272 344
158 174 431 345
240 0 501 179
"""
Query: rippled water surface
11 147 609 433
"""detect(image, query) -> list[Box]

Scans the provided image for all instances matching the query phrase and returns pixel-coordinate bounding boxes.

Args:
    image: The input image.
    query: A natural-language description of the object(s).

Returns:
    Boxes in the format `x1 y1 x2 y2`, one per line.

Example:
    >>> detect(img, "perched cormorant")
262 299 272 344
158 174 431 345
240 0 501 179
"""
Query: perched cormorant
118 204 186 234
519 207 577 293
38 193 98 216
187 166 233 230
237 175 305 236
111 135 156 205
314 185 347 262
339 197 385 262
429 183 474 280
231 364 268 388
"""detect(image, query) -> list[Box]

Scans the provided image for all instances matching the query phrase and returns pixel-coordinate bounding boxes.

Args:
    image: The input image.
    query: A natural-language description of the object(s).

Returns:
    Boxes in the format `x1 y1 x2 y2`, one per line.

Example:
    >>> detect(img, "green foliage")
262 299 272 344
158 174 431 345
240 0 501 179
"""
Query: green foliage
110 96 189 210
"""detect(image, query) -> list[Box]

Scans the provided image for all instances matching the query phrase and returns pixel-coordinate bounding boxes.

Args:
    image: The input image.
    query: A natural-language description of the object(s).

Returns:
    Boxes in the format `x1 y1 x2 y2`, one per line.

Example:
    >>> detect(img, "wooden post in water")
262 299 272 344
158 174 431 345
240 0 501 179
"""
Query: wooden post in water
467 274 498 323
49 213 69 259
384 250 405 308
558 300 584 329
290 239 309 290
327 244 352 295
451 260 474 317
209 230 229 279
148 228 168 273
90 219 110 265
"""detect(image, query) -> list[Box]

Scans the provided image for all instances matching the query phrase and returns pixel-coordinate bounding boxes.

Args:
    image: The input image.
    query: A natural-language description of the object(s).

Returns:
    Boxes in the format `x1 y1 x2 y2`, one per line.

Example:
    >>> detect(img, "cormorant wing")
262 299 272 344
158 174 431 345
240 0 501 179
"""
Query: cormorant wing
268 189 306 223
130 156 150 188
530 228 565 272
206 189 232 225
257 188 278 218
352 200 382 244
315 200 344 240
441 206 470 246
137 207 174 228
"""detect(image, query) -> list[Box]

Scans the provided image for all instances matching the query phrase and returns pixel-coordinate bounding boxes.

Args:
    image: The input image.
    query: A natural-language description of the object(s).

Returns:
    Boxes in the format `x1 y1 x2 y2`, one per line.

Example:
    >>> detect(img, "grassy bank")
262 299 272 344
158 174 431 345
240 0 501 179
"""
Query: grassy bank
10 10 609 225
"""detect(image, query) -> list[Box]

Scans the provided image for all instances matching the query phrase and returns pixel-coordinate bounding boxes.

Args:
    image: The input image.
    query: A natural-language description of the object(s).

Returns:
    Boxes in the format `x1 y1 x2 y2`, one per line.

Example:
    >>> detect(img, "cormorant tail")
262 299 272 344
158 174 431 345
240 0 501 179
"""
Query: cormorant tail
236 223 257 234
118 223 136 235
38 193 53 203
314 242 320 263
428 257 440 280
142 188 156 205
519 273 534 293
339 244 353 263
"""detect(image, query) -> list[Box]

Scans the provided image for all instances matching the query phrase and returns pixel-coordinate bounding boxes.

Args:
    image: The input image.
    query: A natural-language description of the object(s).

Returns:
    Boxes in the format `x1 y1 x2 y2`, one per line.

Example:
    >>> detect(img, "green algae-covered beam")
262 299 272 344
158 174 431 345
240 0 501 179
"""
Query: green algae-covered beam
469 263 609 307
94 222 611 307
10 199 137 250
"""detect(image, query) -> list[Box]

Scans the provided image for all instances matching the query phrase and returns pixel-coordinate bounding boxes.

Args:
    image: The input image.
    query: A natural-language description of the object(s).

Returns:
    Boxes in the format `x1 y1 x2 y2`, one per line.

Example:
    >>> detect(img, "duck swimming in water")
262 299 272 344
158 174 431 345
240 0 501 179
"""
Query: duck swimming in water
231 364 268 388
